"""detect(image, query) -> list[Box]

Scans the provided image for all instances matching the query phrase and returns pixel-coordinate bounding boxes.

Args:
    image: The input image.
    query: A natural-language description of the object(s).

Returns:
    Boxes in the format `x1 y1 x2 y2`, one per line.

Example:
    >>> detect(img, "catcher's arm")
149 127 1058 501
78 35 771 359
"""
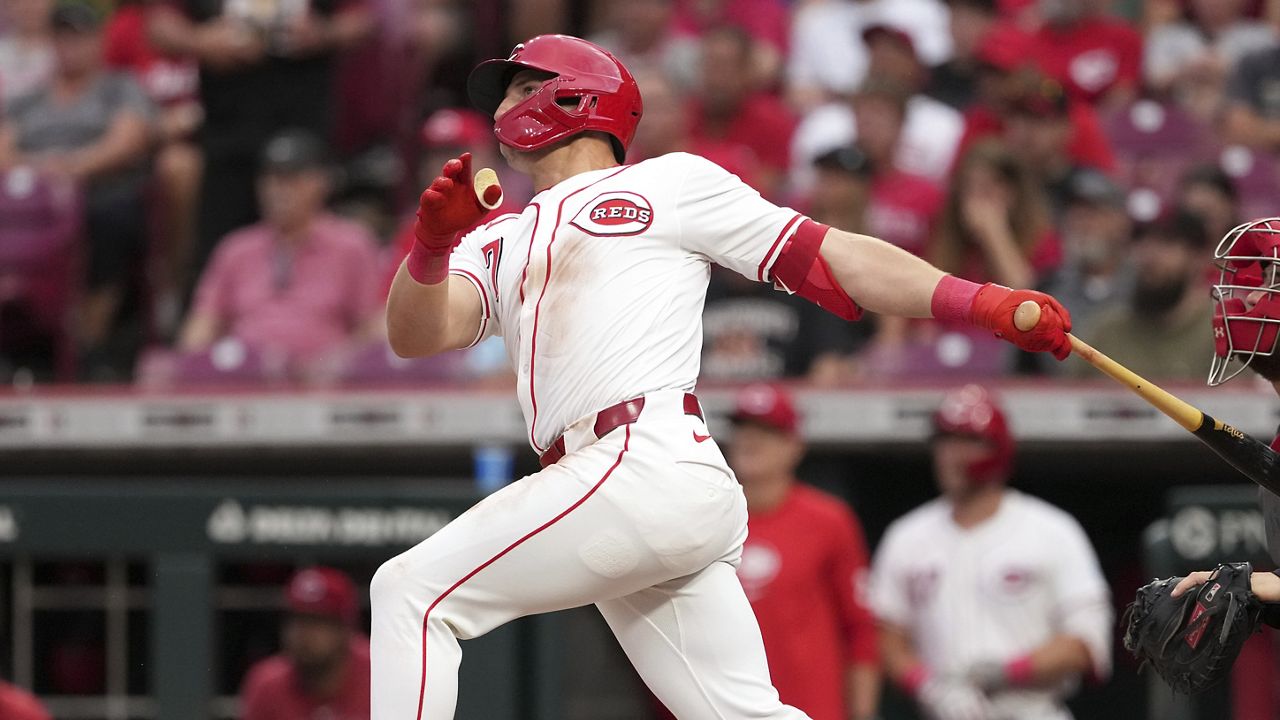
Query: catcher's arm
1173 569 1280 601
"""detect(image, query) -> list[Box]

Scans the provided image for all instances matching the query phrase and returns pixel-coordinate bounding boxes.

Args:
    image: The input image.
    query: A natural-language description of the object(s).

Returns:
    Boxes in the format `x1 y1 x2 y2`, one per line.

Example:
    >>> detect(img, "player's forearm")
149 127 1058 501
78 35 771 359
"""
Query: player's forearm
820 228 944 318
846 663 881 720
878 623 925 686
1020 634 1095 686
386 265 460 358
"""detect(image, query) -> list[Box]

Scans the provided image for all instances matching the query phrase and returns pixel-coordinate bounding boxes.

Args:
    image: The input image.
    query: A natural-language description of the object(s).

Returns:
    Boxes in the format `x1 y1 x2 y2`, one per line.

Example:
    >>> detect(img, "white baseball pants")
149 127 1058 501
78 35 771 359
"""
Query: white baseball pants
370 390 810 719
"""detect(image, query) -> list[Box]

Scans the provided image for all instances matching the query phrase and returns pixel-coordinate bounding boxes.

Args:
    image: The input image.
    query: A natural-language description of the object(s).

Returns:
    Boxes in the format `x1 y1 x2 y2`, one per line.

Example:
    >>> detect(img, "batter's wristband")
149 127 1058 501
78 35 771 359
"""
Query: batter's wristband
1004 655 1035 686
930 275 981 324
901 664 930 696
406 240 453 285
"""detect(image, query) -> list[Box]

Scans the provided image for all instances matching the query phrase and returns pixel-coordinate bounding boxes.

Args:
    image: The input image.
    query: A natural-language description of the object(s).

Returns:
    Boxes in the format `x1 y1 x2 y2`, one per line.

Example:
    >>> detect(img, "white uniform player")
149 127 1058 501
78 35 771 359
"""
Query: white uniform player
869 386 1112 720
377 35 1075 720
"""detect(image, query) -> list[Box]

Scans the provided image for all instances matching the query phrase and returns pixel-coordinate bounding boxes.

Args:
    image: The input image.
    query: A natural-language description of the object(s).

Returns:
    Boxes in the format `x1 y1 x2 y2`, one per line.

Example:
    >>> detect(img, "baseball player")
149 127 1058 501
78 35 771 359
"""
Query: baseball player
376 34 1073 720
869 385 1112 720
1169 217 1280 603
240 567 370 720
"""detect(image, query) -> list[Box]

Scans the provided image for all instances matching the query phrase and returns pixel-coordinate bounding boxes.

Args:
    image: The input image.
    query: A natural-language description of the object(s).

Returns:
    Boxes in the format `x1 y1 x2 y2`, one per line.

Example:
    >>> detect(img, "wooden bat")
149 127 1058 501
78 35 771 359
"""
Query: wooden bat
474 167 503 210
1014 300 1280 494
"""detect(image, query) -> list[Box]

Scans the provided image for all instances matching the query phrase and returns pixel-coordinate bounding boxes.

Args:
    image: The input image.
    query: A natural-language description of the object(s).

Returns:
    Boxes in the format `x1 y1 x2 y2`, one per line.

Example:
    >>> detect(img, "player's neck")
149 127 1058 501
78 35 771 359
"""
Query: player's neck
528 137 620 192
949 486 1004 529
742 475 793 514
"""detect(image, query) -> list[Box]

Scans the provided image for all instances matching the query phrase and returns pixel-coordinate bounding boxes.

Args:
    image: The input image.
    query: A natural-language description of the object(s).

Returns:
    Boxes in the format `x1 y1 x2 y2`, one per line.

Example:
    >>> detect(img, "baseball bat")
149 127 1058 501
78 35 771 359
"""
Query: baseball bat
474 167 503 210
1014 300 1280 495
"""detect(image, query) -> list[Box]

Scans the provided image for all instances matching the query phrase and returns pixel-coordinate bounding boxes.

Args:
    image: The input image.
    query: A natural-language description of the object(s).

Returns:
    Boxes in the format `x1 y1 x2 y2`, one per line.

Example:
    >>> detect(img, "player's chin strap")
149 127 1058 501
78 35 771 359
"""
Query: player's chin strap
769 220 862 321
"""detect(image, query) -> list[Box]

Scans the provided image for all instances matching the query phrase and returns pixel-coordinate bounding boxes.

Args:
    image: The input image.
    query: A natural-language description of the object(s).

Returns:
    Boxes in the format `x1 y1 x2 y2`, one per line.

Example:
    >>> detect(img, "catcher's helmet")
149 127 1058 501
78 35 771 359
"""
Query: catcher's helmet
467 35 642 164
931 385 1014 483
1209 217 1280 385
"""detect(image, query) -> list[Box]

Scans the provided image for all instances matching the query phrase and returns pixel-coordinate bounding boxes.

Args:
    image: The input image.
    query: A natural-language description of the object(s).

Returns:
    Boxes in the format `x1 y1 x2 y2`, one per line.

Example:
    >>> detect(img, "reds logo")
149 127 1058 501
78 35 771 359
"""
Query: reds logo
570 192 655 237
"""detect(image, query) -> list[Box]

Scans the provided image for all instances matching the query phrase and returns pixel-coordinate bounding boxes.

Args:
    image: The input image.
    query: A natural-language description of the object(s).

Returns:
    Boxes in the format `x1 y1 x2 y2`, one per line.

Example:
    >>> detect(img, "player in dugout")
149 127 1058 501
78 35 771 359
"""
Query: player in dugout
239 567 370 720
870 385 1112 720
377 34 1073 719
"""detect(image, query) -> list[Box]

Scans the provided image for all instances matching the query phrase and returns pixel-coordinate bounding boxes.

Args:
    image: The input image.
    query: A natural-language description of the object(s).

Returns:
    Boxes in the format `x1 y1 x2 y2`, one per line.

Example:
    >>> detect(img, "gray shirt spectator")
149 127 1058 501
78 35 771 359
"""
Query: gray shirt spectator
6 71 154 201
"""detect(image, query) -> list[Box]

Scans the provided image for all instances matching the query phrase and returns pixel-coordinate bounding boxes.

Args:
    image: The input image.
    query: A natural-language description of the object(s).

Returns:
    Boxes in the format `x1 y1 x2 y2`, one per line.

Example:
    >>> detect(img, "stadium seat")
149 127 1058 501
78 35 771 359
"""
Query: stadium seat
0 167 82 381
859 328 1010 379
1104 99 1216 201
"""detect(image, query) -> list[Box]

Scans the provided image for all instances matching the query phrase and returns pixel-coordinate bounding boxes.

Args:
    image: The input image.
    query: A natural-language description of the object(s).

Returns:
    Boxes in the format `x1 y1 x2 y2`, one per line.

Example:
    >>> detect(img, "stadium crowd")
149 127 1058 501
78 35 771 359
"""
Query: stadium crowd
0 0 1276 387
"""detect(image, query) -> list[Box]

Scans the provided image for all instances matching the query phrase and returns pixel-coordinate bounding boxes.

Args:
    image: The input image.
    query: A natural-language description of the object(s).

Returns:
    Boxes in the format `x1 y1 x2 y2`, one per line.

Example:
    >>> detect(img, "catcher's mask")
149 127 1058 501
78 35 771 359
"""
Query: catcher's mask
1209 217 1280 385
930 384 1014 484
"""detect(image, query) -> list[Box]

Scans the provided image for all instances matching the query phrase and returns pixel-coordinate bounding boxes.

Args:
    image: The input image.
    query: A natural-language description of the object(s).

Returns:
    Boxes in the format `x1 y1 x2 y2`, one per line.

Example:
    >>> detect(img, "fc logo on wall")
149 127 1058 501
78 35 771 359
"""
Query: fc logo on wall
571 192 655 237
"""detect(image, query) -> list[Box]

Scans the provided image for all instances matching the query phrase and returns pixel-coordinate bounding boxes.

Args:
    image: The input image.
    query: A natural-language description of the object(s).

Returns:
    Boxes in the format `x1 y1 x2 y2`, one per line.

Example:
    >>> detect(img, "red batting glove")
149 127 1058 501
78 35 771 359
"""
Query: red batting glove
971 283 1072 360
406 153 489 285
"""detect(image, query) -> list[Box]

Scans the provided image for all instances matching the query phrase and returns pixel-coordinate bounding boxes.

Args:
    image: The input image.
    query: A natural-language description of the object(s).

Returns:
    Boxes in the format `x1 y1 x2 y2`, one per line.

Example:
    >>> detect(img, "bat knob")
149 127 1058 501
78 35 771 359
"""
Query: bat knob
1013 300 1041 332
474 167 503 210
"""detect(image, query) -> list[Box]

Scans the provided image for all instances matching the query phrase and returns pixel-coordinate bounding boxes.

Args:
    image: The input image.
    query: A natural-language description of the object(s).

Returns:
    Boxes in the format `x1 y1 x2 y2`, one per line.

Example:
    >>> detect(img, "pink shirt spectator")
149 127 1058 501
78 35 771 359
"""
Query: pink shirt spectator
866 170 944 257
192 214 380 363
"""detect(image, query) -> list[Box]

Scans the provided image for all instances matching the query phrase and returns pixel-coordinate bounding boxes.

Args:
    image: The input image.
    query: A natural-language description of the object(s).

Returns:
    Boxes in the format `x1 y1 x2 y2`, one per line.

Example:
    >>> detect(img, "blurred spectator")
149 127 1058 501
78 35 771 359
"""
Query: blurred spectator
588 0 699 92
701 152 869 383
1068 209 1215 379
671 0 789 84
240 567 370 720
871 385 1112 720
104 0 203 337
701 264 867 385
0 0 55 107
687 25 795 198
0 0 156 381
1003 77 1081 215
1032 0 1141 108
1176 163 1240 249
787 0 951 112
806 145 871 234
179 130 381 375
1144 0 1275 123
792 21 962 189
147 0 375 284
0 680 51 720
1223 43 1280 152
1041 168 1134 335
726 385 880 720
854 81 944 259
931 140 1056 291
927 0 1000 110
959 25 1115 173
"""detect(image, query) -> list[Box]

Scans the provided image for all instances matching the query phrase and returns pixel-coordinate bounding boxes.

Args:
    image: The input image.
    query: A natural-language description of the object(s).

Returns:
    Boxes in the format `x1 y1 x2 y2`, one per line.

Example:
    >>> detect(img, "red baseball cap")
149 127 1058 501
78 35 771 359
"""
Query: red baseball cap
975 23 1036 73
286 567 359 625
730 384 800 435
420 108 493 150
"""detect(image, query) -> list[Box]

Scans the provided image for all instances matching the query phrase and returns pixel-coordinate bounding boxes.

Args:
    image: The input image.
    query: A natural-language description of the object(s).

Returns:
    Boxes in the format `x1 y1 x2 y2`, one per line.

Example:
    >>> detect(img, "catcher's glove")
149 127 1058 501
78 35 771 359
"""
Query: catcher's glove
1122 562 1263 694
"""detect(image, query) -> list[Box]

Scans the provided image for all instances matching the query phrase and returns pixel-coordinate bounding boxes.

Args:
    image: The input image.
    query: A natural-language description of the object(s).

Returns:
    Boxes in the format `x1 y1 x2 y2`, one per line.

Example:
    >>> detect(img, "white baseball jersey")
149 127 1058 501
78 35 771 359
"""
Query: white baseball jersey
447 151 808 452
372 152 819 720
869 490 1113 720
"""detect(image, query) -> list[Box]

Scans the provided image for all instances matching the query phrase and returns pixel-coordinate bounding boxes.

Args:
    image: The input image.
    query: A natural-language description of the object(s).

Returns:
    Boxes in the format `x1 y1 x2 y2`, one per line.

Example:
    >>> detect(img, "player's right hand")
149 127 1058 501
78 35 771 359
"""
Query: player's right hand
918 677 993 720
971 284 1072 360
1173 568 1280 602
415 153 488 251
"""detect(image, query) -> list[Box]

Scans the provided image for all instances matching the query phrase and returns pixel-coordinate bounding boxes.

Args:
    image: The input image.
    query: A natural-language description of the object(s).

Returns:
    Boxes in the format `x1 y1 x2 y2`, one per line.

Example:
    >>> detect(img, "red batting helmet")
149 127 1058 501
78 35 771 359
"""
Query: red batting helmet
931 385 1014 483
1209 217 1280 385
467 35 643 164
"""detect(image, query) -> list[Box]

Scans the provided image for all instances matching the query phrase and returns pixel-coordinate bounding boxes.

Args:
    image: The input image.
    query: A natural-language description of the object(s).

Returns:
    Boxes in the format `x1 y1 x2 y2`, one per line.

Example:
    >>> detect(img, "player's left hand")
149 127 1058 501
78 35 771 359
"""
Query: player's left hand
415 153 490 249
1173 568 1280 602
971 284 1072 360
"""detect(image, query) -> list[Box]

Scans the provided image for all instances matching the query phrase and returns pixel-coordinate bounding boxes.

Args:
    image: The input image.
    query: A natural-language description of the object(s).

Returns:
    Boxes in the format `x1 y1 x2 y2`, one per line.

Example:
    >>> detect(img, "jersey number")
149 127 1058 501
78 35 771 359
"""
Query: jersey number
482 238 503 299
